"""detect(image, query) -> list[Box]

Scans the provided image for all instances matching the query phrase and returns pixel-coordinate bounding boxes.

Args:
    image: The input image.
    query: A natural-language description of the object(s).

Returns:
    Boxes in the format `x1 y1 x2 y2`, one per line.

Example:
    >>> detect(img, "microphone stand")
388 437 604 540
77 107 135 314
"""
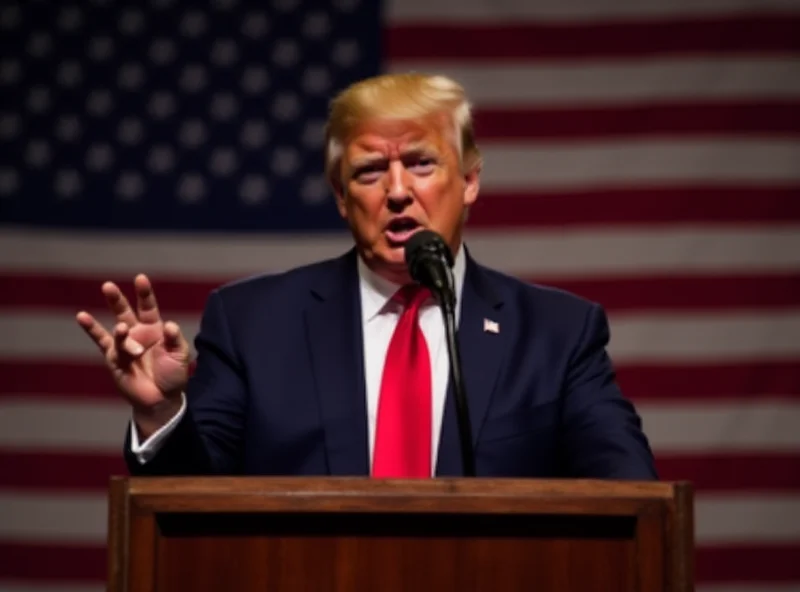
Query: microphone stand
435 270 476 477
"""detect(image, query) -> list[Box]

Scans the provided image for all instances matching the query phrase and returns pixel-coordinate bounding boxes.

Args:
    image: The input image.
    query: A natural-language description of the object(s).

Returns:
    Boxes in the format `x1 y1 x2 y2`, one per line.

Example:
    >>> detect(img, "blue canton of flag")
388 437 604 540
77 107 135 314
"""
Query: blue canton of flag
1 0 380 232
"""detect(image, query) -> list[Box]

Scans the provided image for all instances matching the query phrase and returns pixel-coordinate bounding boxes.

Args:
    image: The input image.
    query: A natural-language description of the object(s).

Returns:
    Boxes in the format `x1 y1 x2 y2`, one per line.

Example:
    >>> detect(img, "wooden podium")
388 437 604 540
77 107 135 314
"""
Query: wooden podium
107 477 693 592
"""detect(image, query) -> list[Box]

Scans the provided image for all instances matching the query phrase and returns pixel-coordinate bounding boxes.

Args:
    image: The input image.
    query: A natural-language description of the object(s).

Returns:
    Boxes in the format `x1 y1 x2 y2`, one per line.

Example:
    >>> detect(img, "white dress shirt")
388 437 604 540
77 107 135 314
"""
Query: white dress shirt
131 243 467 475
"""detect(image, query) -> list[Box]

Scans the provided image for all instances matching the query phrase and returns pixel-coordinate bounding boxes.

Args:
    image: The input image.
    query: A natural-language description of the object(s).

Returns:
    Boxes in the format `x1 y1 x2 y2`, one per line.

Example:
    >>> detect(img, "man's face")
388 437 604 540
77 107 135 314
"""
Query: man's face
333 115 480 283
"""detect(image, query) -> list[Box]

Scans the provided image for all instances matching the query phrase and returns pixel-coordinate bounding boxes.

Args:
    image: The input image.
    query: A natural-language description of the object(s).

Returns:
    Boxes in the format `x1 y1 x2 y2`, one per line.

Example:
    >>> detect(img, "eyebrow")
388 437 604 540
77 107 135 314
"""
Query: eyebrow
350 145 438 169
350 155 387 171
402 143 437 157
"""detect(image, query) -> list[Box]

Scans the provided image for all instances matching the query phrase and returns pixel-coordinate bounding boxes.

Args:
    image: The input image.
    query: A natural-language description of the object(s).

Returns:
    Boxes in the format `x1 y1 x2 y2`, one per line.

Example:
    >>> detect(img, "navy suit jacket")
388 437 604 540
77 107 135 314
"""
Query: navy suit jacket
125 246 658 480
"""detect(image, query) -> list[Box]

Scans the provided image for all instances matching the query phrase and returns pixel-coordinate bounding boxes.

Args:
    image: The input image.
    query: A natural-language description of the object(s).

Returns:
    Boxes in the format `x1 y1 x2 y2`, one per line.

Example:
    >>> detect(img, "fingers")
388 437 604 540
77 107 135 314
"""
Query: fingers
134 274 162 324
76 311 113 354
102 281 138 326
81 274 172 361
163 320 187 354
77 312 145 360
113 321 145 358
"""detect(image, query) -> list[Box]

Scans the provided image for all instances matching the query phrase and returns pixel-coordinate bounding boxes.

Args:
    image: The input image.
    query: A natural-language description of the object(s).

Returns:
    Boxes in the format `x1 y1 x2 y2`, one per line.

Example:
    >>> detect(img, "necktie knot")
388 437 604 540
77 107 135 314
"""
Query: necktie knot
393 284 430 313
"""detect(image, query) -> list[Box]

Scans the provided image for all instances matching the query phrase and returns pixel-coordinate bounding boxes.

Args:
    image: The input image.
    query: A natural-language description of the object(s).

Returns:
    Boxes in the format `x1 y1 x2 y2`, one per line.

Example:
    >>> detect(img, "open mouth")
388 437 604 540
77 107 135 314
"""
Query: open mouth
385 217 422 246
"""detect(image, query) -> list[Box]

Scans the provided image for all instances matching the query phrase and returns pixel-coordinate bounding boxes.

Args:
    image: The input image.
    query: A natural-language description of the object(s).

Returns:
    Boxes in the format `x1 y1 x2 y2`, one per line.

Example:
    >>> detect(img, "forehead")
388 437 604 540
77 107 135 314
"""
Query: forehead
344 117 455 158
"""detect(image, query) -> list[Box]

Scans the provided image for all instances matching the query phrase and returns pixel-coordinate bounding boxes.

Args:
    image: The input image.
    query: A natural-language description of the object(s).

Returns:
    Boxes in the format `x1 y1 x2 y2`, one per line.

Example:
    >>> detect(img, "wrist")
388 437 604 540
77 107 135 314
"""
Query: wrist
132 393 182 440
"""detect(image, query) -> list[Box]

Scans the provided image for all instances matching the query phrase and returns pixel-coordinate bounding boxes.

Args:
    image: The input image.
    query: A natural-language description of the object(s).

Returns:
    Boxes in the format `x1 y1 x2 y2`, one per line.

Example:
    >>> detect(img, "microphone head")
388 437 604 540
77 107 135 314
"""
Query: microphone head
404 229 454 286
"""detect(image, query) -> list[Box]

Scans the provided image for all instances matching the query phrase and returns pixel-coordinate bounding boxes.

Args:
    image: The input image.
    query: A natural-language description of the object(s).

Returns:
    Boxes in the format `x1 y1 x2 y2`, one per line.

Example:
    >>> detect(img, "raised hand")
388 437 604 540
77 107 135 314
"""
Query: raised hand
76 274 190 438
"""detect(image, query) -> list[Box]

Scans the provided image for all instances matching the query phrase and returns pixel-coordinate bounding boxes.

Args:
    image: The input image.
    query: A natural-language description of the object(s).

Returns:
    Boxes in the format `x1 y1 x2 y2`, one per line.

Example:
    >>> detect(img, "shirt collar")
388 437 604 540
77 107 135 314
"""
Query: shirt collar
358 241 467 323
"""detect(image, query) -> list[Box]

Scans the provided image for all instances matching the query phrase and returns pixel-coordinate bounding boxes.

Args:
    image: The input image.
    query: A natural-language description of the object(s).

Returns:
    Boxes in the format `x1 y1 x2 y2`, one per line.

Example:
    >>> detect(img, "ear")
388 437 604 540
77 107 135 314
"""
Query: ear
462 162 481 207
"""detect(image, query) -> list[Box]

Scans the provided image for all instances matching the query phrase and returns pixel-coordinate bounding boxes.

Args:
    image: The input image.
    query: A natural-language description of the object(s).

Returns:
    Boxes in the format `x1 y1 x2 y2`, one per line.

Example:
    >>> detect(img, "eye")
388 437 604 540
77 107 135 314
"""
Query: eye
357 171 382 183
409 157 436 172
353 163 385 183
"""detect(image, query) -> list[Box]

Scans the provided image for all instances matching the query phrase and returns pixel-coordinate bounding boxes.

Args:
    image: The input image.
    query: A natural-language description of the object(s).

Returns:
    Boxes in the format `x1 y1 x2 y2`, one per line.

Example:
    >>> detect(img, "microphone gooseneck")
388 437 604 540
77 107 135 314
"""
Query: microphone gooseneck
404 230 476 477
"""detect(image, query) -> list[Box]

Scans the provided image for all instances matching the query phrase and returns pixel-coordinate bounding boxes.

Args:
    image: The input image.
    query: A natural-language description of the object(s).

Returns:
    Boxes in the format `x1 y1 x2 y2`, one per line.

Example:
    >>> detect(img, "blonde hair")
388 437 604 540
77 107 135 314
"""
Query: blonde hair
324 72 482 186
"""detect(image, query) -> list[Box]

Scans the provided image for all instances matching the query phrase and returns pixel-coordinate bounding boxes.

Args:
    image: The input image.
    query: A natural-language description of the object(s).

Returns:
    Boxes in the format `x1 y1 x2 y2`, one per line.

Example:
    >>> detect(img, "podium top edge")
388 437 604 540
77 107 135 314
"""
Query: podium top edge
111 476 690 500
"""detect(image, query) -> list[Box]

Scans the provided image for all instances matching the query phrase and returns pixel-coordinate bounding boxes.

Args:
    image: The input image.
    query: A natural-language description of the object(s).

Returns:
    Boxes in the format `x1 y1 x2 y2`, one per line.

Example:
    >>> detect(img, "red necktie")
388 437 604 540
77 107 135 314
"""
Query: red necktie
372 284 432 478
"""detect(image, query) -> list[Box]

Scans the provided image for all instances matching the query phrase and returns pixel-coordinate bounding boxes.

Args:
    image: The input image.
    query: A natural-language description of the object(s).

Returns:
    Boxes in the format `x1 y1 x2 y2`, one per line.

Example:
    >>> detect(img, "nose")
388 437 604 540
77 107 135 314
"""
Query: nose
385 160 411 206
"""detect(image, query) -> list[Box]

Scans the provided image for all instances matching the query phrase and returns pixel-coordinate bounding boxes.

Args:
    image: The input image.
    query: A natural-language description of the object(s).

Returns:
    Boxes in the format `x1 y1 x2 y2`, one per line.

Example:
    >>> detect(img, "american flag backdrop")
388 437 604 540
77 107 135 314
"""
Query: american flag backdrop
1 0 799 589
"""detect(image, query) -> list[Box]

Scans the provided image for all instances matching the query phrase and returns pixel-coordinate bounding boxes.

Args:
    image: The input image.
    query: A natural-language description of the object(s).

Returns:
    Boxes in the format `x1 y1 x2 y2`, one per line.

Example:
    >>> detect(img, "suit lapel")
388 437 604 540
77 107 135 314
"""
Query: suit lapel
436 254 507 476
304 249 370 476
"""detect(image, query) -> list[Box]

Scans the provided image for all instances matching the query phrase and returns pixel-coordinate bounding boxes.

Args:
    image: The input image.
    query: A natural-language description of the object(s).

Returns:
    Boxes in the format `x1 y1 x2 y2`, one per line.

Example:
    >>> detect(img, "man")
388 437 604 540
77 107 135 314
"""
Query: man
76 72 658 479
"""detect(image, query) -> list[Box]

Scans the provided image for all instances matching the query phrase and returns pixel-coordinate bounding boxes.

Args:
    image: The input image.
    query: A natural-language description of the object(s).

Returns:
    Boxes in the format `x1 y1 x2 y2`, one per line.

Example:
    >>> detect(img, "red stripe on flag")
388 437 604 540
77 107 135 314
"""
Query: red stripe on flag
657 453 800 492
3 271 799 314
1 361 117 398
0 542 106 581
3 450 798 494
0 273 220 314
467 186 800 228
0 360 197 398
386 15 800 59
473 102 800 140
697 544 800 583
617 362 800 400
3 361 798 400
1 542 798 584
531 274 800 312
0 451 127 491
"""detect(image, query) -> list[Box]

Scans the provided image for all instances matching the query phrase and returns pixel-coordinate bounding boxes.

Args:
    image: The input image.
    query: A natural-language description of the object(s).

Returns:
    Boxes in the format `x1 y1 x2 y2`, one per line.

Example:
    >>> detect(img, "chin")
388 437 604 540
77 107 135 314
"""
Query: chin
382 247 407 267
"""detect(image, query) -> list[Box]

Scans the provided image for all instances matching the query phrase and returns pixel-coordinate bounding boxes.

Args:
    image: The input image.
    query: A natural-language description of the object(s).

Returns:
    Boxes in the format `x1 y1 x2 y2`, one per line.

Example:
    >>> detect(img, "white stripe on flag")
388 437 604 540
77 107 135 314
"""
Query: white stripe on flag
0 399 129 451
640 402 800 452
696 495 800 543
0 492 796 544
387 60 800 104
2 228 799 278
388 0 800 22
466 229 800 277
2 398 799 453
607 312 800 362
0 313 200 361
0 493 105 544
3 311 800 362
479 140 800 189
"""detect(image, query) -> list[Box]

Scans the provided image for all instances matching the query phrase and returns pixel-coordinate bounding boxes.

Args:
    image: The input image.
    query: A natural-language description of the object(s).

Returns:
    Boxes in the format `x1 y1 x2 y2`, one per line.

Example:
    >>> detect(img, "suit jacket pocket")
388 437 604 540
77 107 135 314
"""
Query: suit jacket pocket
479 400 559 444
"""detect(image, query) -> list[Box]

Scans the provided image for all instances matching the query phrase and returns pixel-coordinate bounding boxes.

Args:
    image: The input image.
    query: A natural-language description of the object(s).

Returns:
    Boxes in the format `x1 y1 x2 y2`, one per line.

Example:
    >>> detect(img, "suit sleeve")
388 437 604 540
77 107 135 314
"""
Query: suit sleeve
123 289 248 475
559 302 659 480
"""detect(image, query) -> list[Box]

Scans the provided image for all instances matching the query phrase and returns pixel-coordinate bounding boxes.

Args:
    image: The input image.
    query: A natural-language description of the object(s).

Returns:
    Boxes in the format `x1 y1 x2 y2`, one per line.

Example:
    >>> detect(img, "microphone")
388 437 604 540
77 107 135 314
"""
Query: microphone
404 229 456 311
405 230 476 477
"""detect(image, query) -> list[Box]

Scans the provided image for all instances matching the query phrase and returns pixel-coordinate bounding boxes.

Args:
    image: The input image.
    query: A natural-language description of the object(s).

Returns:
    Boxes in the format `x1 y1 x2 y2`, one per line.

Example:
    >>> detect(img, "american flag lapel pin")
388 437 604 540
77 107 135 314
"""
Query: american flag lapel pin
483 318 499 334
